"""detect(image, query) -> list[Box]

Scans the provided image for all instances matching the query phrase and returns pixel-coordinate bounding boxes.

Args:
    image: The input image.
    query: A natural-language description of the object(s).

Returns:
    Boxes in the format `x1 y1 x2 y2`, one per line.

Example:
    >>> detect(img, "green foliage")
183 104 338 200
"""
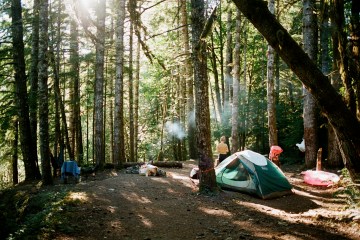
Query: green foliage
0 184 81 240
335 168 360 208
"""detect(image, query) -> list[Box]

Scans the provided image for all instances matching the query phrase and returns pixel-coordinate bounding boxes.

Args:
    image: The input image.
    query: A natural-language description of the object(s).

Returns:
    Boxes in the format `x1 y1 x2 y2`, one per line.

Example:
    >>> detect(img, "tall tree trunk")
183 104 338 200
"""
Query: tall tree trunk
349 0 360 119
128 20 135 162
191 0 218 193
275 53 280 105
303 0 319 168
135 34 140 162
222 8 233 131
210 33 222 121
94 0 106 167
12 118 19 185
70 18 82 163
217 1 225 109
103 53 108 162
51 0 62 163
11 0 40 181
128 0 137 162
109 18 115 164
240 20 248 150
332 0 356 116
181 0 197 160
178 5 188 162
267 0 278 148
114 0 126 166
231 9 241 153
231 0 360 183
48 0 72 161
38 0 52 185
49 48 73 161
29 0 39 169
327 1 343 167
321 0 341 167
86 62 91 164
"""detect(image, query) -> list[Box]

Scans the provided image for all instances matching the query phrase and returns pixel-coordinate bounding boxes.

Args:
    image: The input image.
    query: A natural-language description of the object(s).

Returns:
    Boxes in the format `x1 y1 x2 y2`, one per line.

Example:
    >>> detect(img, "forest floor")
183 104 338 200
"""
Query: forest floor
1 160 360 240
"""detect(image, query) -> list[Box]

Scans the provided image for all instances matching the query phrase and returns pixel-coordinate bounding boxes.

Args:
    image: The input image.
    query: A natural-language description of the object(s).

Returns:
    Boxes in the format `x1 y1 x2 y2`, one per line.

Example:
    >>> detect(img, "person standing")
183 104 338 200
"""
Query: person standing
216 136 229 165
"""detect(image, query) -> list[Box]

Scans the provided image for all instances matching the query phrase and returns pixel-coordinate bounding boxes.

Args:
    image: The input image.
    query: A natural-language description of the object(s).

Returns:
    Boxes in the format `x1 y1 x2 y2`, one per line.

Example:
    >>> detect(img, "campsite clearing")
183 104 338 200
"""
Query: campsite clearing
2 160 359 240
50 160 359 240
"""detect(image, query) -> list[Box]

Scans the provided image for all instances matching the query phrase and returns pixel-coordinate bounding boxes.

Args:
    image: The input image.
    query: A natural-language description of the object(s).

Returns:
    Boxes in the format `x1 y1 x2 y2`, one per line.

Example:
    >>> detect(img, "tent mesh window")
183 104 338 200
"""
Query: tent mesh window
223 159 250 181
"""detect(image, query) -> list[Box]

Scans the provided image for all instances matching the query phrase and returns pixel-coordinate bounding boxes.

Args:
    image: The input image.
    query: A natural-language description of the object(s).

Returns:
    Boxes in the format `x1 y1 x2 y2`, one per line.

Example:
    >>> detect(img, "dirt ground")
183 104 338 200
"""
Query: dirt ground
52 161 360 240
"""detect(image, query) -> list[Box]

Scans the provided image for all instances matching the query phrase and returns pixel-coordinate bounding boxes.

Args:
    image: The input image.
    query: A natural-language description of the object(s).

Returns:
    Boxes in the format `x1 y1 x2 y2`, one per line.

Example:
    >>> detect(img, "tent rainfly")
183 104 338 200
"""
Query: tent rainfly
215 150 293 199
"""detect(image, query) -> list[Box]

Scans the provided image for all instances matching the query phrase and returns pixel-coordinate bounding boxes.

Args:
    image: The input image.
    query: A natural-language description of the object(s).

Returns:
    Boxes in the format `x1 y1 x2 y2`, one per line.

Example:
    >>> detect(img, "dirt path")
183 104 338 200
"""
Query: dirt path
53 161 359 240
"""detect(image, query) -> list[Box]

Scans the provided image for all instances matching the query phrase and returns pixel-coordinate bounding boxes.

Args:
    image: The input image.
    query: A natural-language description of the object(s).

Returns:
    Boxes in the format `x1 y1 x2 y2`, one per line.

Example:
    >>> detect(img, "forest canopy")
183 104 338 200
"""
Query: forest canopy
0 0 359 187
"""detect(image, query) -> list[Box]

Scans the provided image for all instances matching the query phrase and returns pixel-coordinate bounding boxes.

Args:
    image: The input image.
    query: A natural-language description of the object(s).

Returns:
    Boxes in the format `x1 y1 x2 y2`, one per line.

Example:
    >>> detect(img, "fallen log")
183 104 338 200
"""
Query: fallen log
123 161 183 168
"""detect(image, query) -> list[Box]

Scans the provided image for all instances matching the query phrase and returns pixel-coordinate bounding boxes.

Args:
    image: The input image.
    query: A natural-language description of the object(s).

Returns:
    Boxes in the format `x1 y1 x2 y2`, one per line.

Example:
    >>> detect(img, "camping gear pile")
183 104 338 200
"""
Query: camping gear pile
296 139 305 152
301 170 340 187
61 160 81 183
269 145 283 167
215 150 293 199
126 163 167 177
301 148 340 187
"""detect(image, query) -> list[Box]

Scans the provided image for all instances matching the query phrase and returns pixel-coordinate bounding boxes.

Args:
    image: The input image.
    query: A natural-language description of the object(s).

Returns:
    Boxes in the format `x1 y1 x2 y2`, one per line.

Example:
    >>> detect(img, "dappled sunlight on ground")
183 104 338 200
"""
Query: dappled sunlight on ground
67 191 89 202
198 206 233 217
47 162 359 240
120 191 152 204
137 213 153 227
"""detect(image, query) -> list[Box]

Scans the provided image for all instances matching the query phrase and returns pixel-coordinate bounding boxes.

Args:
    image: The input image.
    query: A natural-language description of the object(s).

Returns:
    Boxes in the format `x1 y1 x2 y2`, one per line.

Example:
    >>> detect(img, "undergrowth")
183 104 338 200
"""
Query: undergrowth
0 182 80 240
335 168 360 209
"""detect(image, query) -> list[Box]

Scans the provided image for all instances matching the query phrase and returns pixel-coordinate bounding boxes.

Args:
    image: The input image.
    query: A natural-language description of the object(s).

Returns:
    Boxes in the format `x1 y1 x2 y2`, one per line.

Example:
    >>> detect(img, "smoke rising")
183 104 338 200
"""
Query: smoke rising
165 121 186 140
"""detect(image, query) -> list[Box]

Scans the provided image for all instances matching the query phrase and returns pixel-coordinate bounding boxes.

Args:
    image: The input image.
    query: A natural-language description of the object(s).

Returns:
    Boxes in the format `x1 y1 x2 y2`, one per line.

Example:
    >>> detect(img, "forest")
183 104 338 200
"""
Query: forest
0 0 360 188
0 0 359 187
0 0 360 239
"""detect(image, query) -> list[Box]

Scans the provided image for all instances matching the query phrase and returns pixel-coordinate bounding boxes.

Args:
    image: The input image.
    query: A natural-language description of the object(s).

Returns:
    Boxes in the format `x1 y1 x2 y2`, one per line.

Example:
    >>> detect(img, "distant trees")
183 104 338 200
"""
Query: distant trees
191 0 218 193
94 0 106 168
232 0 360 183
266 0 278 148
231 9 241 153
302 0 319 168
2 0 359 187
38 0 52 184
114 0 126 167
11 0 40 181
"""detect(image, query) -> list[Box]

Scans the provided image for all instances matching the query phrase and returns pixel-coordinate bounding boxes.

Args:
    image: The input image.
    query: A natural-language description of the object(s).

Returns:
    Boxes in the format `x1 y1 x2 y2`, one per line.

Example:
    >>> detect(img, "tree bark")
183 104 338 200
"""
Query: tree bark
222 8 233 130
38 0 52 185
210 33 223 120
70 18 83 163
49 48 73 161
128 20 135 162
29 0 39 168
12 118 19 185
181 0 197 160
332 0 356 116
51 0 61 168
191 0 218 193
240 21 248 151
114 0 126 166
216 2 225 113
11 0 40 181
322 0 342 167
94 0 106 168
135 34 140 162
231 9 241 153
349 0 360 119
302 0 319 168
267 0 278 148
231 0 360 183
